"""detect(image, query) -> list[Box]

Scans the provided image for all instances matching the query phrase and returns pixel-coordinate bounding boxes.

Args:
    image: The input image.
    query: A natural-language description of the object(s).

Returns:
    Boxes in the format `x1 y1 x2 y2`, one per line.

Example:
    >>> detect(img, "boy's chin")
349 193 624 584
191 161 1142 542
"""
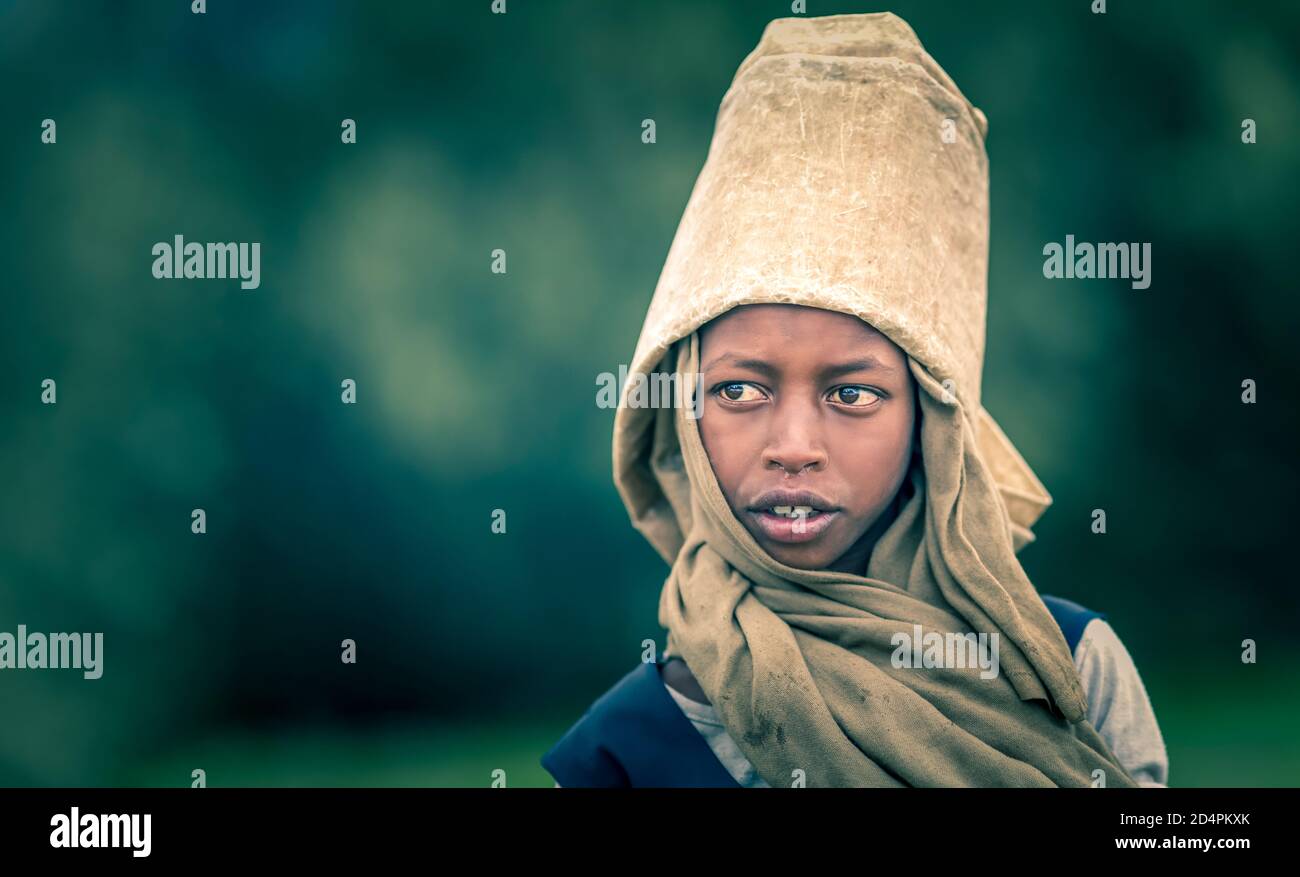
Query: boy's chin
759 540 844 572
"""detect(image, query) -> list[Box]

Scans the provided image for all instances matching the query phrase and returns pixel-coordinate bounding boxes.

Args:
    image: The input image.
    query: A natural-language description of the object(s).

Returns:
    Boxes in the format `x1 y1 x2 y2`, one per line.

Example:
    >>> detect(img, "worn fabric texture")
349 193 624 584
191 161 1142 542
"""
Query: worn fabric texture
611 12 1139 787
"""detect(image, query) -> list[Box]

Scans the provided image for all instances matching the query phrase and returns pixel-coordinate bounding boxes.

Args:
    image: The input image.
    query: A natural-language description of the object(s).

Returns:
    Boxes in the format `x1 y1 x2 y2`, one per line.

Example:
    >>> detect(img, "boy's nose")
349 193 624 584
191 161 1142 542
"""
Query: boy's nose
761 412 828 475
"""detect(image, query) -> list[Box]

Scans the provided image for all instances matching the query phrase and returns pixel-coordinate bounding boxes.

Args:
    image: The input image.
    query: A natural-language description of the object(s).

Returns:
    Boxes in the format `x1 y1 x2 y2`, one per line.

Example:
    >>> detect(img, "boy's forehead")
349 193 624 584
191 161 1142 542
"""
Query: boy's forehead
700 304 893 349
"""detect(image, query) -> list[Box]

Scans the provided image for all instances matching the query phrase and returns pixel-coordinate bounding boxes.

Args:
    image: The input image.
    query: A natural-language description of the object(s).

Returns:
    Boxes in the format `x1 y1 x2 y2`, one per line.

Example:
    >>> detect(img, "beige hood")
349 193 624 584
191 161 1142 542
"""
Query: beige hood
614 12 1051 566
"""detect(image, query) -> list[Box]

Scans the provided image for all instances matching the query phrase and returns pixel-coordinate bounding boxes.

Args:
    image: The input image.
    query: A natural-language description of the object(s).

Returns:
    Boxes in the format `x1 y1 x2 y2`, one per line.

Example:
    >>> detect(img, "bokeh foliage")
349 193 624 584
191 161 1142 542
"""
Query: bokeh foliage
1 1 1297 786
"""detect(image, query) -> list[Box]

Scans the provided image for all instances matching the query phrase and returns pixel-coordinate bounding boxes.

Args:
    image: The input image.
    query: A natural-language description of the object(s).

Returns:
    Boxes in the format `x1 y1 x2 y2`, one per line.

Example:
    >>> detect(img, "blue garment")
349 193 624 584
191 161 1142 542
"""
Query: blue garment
541 594 1104 788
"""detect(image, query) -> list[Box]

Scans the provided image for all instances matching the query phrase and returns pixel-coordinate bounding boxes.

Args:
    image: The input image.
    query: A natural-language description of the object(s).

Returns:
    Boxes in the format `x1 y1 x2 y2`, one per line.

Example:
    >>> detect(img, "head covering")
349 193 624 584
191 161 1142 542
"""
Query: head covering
612 12 1138 787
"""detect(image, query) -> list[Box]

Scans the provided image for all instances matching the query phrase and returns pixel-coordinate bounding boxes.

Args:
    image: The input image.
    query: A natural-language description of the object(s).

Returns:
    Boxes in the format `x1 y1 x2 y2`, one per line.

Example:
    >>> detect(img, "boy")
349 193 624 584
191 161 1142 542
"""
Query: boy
543 12 1167 787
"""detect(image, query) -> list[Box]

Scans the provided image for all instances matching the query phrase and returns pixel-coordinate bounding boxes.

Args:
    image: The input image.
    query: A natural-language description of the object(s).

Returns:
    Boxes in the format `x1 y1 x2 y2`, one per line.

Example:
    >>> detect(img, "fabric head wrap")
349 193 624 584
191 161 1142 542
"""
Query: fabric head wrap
612 12 1138 787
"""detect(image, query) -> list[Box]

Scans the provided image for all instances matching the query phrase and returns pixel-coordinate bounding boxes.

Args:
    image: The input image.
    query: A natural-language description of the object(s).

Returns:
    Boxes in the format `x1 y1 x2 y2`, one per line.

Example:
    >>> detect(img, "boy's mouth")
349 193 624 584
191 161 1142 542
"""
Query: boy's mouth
746 490 840 544
748 507 839 543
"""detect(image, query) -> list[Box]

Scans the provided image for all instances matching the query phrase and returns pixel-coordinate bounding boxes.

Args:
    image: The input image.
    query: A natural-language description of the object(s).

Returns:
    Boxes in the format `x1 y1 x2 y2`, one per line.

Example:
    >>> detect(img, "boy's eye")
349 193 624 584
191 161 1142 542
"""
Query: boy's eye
716 382 764 403
829 385 882 407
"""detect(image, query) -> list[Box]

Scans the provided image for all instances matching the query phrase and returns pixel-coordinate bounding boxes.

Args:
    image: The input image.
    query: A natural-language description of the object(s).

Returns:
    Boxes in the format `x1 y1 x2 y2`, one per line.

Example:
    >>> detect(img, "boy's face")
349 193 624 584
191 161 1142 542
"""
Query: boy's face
697 304 916 572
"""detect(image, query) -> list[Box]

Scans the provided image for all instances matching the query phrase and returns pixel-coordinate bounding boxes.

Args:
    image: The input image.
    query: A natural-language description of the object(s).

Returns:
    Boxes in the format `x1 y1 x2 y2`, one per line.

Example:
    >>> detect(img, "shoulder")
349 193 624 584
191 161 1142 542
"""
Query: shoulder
1070 615 1170 787
539 662 657 788
1039 593 1106 654
540 661 742 788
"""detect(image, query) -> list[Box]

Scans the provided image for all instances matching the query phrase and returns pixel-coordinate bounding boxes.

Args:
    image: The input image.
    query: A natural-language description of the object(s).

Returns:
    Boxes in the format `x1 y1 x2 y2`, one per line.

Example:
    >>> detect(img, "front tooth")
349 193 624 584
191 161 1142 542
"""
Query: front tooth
773 506 792 515
792 505 813 515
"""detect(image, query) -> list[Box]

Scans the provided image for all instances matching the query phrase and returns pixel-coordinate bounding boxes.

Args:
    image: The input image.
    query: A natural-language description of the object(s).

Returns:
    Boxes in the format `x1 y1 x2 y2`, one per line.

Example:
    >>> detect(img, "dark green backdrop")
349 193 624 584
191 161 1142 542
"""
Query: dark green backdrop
2 1 1297 786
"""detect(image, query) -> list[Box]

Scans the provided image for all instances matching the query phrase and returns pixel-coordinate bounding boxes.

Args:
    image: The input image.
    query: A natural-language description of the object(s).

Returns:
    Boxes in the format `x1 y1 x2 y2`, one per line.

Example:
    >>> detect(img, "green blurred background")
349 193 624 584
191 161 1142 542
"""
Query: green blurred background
1 0 1297 787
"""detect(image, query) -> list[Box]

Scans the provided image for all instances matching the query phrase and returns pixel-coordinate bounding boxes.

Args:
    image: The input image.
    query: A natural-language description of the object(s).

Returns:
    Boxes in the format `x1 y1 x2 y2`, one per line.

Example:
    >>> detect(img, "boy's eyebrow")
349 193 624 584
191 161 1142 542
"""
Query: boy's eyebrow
702 354 898 378
819 357 899 379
